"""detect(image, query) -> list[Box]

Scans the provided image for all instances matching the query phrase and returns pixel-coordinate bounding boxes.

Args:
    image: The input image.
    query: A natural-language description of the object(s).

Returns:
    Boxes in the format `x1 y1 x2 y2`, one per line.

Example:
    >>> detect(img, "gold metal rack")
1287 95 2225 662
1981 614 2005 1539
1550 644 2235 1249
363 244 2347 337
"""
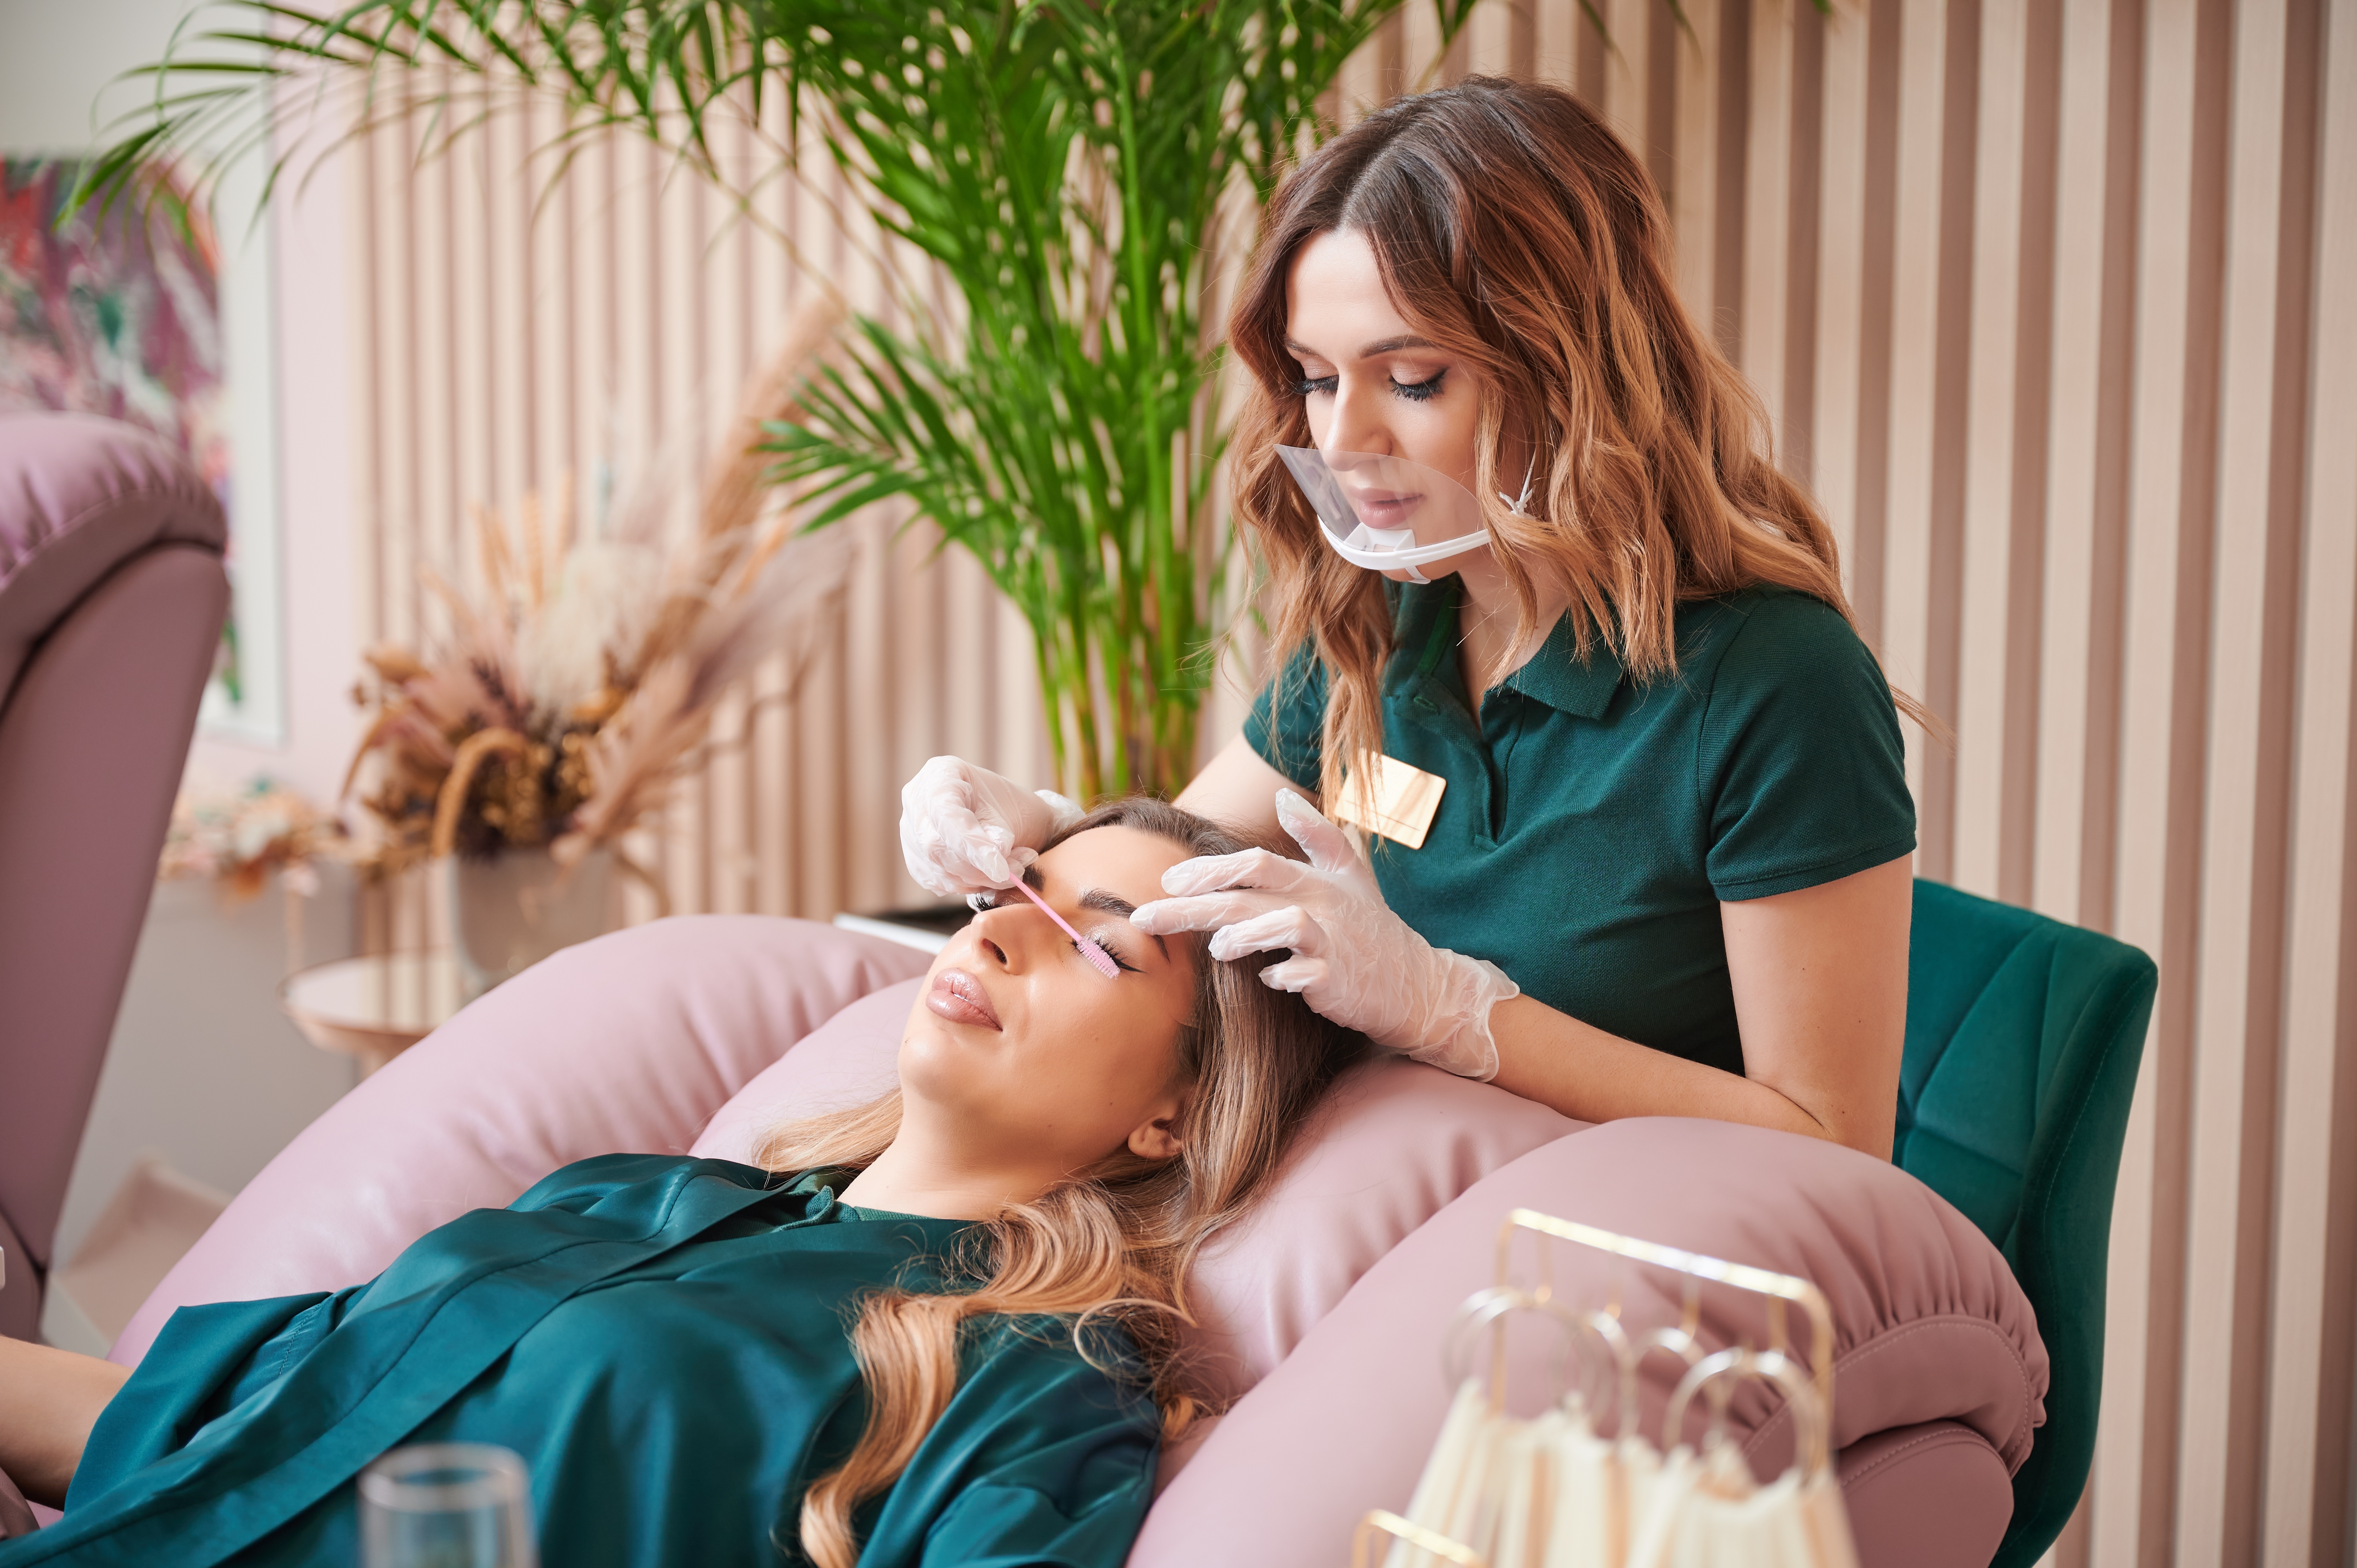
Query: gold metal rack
1352 1208 1841 1568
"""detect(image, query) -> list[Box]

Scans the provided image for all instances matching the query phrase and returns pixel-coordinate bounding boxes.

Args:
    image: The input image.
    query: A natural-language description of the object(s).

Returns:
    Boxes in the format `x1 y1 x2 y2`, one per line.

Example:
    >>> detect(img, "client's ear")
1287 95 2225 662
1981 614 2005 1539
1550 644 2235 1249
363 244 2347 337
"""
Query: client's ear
1127 1101 1187 1162
1127 1115 1183 1162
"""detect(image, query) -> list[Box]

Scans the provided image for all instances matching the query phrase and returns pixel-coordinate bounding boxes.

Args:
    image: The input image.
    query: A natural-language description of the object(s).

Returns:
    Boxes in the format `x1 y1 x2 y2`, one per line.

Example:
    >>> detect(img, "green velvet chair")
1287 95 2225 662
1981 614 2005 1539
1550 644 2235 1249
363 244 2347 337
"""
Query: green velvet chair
1895 879 2157 1568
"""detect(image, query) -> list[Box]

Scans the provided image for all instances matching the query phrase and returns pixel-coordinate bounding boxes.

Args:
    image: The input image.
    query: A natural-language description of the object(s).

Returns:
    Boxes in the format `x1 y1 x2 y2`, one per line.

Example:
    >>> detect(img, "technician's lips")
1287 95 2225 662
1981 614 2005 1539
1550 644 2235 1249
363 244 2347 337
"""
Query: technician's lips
927 968 1003 1031
1346 488 1424 525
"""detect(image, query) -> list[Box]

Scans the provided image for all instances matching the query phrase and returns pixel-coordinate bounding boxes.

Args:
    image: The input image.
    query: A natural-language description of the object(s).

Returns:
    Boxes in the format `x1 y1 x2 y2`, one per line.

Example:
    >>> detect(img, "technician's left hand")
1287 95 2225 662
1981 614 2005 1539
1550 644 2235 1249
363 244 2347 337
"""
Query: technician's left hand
1129 789 1519 1079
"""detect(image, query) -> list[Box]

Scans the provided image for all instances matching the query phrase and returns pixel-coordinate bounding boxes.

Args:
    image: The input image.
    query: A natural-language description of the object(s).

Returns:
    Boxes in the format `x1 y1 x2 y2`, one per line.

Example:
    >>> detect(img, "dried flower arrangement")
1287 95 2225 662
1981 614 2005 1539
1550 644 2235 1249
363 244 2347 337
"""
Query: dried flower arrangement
159 778 341 903
341 302 854 885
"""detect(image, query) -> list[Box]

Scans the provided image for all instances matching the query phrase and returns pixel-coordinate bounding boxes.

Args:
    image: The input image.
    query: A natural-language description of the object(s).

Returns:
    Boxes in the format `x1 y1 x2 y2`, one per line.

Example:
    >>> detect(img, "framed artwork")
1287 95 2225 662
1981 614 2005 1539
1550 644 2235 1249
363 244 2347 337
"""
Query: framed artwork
0 155 283 743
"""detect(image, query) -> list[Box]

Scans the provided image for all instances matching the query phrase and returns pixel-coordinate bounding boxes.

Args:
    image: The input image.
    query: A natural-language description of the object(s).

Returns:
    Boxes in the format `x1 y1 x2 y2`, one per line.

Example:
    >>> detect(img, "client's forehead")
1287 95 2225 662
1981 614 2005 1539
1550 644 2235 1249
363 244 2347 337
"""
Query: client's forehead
1033 825 1191 906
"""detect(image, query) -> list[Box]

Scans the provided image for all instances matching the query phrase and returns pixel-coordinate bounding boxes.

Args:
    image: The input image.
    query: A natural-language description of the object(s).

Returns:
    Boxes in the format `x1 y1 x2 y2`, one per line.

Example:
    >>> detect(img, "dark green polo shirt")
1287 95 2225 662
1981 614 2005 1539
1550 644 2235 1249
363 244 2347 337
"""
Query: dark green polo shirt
1245 582 1914 1077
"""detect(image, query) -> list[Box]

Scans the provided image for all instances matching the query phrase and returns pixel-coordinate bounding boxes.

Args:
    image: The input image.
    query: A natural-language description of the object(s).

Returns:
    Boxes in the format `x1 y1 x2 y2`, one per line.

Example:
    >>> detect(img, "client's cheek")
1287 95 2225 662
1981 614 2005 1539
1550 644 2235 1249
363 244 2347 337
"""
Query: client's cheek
1053 1017 1140 1090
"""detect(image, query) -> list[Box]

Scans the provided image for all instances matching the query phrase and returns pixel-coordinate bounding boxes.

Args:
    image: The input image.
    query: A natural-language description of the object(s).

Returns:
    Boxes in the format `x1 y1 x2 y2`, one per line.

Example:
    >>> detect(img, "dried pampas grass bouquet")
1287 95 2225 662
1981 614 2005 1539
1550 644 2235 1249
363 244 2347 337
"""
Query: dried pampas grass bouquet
343 299 854 886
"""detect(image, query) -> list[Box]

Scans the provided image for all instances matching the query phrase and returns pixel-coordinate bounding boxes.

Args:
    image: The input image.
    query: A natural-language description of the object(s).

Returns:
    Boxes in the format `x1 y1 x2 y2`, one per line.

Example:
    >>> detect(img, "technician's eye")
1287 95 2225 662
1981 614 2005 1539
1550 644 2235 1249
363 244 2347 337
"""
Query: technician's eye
1293 374 1339 398
1391 369 1446 402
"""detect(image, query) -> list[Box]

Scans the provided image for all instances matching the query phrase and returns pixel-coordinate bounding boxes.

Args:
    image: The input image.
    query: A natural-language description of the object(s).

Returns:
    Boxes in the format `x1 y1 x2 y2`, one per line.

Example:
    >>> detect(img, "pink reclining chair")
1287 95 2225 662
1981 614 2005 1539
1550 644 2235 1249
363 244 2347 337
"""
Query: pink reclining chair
110 918 2048 1567
0 412 229 1342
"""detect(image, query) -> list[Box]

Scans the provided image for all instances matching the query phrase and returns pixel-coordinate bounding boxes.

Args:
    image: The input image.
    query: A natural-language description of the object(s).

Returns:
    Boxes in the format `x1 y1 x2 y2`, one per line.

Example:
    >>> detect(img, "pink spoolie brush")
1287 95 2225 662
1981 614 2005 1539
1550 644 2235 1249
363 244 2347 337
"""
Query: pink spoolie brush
1008 876 1122 979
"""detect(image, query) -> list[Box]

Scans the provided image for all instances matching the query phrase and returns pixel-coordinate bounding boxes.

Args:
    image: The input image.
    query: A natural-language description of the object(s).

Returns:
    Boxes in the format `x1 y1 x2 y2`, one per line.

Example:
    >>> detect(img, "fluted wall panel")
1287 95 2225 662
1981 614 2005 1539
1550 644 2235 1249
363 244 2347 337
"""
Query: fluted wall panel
343 4 2356 1562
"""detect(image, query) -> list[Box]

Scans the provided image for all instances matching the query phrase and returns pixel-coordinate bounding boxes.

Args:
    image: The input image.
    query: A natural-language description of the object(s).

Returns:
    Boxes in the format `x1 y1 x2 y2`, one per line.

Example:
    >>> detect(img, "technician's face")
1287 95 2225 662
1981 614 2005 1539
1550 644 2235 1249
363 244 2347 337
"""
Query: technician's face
1284 226 1487 582
899 826 1201 1173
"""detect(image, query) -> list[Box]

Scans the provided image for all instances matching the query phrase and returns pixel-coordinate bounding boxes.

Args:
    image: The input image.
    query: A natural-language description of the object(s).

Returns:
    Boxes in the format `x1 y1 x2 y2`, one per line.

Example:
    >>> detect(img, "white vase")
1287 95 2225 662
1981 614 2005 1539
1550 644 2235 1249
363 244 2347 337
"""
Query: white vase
445 847 615 1001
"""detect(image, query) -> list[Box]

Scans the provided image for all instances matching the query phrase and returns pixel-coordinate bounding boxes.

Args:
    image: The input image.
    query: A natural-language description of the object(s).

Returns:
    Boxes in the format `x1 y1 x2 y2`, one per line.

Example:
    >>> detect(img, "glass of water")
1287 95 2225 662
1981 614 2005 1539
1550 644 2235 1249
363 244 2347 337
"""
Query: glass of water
358 1443 537 1568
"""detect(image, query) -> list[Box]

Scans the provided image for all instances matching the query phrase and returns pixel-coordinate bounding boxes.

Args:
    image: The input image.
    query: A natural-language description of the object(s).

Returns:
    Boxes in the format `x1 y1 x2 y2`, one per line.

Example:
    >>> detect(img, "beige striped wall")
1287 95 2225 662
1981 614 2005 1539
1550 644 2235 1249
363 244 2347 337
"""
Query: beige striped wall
338 3 2357 1563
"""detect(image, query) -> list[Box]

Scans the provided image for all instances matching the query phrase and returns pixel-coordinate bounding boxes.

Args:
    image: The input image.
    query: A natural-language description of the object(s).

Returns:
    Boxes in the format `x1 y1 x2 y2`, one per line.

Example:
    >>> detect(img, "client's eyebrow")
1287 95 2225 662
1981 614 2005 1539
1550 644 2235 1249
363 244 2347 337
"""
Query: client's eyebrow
1078 888 1168 960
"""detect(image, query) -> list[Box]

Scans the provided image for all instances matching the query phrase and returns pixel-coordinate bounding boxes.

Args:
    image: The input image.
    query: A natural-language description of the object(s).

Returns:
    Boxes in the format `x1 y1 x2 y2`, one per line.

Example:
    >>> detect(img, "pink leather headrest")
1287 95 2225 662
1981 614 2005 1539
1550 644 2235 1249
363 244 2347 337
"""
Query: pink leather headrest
0 412 227 701
1131 1118 2048 1566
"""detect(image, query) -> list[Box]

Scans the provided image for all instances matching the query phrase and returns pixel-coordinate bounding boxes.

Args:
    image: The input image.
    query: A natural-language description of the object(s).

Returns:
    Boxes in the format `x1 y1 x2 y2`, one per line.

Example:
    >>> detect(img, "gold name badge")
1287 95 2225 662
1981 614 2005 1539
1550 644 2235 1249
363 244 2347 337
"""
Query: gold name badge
1330 754 1448 850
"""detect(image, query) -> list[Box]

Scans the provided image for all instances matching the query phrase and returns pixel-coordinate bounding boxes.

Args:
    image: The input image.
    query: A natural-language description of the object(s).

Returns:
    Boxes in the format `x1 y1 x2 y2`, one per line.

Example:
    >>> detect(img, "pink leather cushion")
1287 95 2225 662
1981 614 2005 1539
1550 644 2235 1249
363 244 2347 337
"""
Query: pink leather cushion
1182 1057 1578 1402
0 411 228 700
693 1006 1580 1406
111 916 930 1367
688 981 919 1160
1128 1118 2046 1568
1837 1421 2015 1568
122 924 2045 1568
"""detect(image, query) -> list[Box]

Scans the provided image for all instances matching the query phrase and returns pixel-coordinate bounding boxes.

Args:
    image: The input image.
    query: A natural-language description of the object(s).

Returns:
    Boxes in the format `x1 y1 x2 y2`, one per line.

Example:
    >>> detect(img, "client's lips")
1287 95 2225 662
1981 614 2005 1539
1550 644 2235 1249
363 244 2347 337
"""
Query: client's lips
927 968 1003 1031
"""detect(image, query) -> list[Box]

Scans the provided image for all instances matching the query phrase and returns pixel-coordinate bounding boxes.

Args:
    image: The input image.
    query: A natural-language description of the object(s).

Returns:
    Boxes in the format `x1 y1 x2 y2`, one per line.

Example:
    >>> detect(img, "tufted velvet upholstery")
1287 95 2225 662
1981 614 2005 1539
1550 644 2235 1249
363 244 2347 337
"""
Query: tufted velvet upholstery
1896 879 2156 1568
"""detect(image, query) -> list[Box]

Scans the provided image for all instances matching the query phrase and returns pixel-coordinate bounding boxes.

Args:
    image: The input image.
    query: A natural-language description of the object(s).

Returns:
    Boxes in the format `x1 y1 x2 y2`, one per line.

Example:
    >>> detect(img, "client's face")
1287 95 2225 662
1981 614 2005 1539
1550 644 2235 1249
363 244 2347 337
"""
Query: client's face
900 825 1201 1173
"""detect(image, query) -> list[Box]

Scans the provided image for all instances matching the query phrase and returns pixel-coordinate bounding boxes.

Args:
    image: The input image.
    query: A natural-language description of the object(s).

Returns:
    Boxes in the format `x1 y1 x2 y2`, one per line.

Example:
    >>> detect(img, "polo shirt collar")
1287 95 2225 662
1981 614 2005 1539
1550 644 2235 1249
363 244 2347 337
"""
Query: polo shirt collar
1389 580 1624 719
1503 605 1625 718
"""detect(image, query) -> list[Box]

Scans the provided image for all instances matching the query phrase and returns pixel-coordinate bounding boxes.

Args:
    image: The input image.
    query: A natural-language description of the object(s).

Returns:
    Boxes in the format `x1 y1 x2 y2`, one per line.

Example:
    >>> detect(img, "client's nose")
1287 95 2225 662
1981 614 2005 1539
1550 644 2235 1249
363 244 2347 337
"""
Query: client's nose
968 903 1043 972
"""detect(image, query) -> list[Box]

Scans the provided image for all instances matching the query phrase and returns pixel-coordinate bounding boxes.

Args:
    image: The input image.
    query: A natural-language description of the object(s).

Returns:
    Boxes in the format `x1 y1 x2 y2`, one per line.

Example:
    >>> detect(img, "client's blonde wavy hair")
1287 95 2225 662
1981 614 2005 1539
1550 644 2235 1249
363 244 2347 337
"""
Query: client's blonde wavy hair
753 798 1359 1568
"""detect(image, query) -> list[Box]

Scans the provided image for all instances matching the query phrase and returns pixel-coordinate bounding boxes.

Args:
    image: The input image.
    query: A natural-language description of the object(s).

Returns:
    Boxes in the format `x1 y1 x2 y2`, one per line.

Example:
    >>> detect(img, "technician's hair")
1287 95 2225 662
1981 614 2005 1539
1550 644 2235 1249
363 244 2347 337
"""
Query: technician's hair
1228 76 1930 809
755 797 1361 1568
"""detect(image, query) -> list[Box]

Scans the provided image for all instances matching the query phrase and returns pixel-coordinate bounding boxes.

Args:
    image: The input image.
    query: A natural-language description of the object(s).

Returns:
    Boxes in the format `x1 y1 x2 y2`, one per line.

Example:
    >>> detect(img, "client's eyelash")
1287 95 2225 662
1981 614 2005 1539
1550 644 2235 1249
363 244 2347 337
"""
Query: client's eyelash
1076 934 1140 973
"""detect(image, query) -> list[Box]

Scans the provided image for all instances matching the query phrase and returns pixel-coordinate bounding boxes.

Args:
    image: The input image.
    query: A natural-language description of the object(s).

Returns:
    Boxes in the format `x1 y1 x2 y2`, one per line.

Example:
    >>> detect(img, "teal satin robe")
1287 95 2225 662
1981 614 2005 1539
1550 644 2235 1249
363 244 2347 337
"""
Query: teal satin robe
0 1156 1160 1566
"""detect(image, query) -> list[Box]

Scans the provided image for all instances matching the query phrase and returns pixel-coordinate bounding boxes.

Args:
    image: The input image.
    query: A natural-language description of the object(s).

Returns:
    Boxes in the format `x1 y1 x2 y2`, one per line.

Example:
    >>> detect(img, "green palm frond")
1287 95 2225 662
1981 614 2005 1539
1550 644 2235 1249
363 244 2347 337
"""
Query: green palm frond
85 0 1481 796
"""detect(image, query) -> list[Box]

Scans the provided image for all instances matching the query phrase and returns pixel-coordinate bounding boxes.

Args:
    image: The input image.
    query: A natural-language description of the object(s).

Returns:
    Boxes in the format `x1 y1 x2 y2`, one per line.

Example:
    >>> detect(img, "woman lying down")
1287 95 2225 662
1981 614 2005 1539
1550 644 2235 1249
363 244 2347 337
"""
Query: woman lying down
0 799 1361 1566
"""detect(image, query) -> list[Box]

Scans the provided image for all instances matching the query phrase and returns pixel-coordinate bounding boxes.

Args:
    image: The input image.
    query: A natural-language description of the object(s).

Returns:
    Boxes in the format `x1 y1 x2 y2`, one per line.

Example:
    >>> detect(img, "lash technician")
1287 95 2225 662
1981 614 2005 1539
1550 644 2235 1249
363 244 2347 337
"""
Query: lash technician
901 77 1918 1161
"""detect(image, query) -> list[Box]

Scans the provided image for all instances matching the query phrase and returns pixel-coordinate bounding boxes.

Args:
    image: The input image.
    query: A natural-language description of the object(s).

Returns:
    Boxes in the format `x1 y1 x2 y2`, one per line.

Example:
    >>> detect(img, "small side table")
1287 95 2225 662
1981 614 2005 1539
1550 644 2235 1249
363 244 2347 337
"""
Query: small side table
280 953 464 1078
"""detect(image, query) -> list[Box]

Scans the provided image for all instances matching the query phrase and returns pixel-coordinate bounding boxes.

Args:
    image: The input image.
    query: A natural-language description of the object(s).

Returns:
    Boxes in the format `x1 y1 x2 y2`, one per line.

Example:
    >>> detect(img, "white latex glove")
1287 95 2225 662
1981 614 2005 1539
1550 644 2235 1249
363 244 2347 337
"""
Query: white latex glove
1129 789 1519 1079
898 755 1084 899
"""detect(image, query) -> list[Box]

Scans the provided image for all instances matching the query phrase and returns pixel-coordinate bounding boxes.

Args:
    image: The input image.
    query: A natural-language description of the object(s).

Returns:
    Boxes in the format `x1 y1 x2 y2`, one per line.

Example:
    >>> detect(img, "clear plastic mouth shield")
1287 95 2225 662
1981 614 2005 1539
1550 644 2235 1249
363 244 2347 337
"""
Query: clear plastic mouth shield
1277 446 1496 583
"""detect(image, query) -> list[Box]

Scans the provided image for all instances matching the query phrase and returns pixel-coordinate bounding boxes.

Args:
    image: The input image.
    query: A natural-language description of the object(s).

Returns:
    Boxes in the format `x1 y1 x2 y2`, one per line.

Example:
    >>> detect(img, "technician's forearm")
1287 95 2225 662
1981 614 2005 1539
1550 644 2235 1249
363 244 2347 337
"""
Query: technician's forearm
0 1333 130 1508
1172 735 1307 841
1486 996 1873 1154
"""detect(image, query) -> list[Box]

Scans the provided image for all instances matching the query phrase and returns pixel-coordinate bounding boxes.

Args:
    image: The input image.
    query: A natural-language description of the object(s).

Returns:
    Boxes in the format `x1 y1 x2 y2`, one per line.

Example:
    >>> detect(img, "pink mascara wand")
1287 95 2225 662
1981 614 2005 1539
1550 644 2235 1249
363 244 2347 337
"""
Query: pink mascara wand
1007 876 1122 980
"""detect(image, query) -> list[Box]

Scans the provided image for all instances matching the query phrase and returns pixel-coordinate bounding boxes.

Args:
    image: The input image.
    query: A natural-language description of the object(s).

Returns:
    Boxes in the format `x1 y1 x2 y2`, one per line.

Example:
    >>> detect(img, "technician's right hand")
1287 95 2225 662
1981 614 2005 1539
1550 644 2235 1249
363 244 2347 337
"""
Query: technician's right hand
898 756 1084 900
1128 789 1518 1079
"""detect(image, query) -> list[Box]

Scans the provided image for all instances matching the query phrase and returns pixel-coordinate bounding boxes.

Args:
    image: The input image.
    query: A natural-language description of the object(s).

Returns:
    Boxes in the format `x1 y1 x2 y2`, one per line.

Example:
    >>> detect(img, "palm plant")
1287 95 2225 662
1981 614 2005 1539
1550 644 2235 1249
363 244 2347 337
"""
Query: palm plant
88 0 1477 799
